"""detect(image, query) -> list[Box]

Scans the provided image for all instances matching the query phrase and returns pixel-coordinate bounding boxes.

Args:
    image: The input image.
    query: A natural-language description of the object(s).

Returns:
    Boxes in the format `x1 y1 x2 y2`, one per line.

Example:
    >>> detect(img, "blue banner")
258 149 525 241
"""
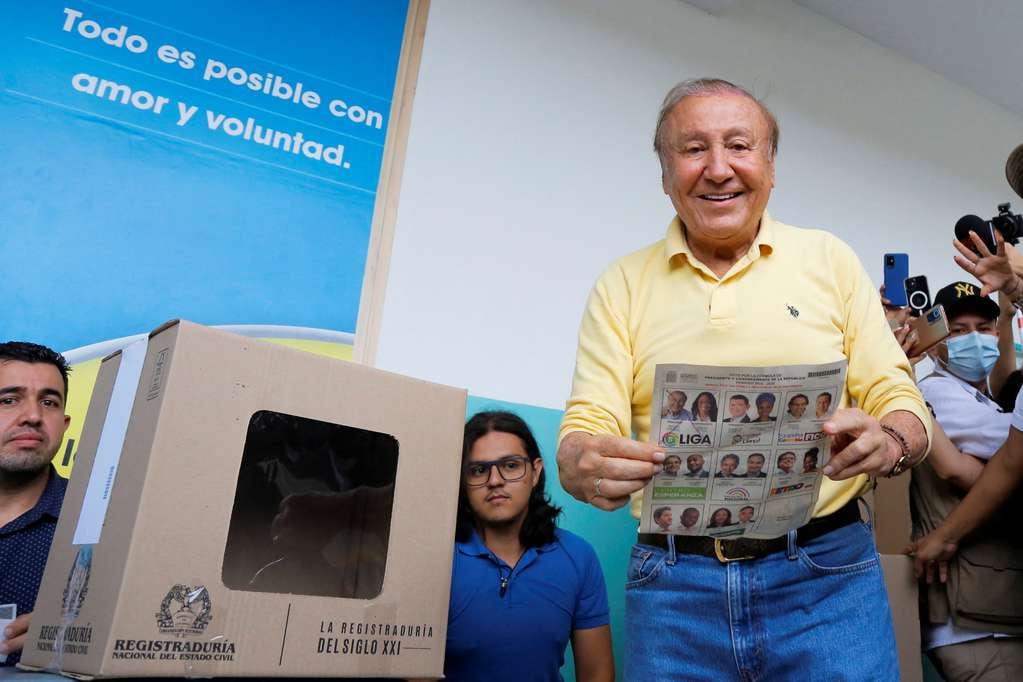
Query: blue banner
1 0 410 350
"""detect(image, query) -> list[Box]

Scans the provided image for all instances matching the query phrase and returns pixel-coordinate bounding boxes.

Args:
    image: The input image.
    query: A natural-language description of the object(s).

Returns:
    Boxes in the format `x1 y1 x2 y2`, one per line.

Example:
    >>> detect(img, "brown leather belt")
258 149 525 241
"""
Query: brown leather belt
637 499 862 562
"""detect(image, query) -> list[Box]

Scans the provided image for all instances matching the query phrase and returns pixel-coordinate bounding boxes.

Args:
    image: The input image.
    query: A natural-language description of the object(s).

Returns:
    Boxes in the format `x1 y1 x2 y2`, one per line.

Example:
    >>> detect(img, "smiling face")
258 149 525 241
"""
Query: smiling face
756 397 774 419
728 397 748 419
815 393 831 418
654 508 673 530
681 508 699 528
464 431 541 528
739 507 754 523
0 360 70 476
694 393 713 417
664 455 682 475
711 508 731 526
719 455 739 475
659 93 775 255
746 454 765 476
787 395 808 419
686 453 705 473
666 390 685 413
778 452 796 473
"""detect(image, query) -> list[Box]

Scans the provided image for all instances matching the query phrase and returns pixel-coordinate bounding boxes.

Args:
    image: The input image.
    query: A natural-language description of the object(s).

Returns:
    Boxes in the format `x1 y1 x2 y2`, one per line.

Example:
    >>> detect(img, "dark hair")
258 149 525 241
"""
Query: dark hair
740 505 755 513
817 392 832 402
455 411 561 547
693 391 718 420
708 507 733 528
654 506 671 521
0 341 71 399
721 454 740 466
755 392 775 406
731 394 749 405
996 370 1023 412
788 393 809 406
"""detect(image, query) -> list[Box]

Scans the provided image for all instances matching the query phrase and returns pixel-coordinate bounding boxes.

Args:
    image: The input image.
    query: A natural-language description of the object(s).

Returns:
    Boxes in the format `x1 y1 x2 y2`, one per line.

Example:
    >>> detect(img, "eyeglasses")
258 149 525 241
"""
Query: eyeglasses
464 456 531 487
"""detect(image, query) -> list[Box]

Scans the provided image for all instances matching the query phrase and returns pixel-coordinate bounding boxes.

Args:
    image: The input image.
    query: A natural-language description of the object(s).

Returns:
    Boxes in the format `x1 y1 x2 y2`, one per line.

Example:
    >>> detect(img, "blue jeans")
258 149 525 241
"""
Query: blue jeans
624 520 899 681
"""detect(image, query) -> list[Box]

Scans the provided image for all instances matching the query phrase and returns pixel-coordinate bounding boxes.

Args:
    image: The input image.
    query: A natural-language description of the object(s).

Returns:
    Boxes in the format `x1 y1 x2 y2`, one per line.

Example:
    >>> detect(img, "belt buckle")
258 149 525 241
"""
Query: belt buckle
713 537 755 563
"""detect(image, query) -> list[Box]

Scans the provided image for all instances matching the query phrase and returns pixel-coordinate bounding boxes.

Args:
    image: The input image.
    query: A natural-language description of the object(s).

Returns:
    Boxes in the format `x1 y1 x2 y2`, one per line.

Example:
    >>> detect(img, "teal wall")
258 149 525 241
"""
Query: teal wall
466 396 634 681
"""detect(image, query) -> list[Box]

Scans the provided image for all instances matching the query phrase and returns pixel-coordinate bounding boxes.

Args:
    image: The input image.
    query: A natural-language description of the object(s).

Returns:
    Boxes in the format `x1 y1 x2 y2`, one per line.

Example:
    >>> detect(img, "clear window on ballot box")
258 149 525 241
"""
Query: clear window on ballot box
222 410 398 599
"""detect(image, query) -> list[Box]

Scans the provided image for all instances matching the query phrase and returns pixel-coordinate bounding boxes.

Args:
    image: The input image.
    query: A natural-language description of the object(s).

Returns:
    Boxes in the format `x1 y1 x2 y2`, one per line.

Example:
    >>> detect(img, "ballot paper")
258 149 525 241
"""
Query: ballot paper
640 360 847 539
0 603 16 663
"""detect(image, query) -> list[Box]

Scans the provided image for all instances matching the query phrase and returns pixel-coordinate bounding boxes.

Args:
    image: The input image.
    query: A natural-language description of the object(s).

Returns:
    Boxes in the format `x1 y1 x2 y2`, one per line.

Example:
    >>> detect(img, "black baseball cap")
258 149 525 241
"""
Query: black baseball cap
934 281 999 321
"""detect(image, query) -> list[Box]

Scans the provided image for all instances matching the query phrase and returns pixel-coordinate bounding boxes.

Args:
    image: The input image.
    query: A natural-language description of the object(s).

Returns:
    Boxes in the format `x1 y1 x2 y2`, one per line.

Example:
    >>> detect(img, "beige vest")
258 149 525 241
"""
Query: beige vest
911 460 1023 634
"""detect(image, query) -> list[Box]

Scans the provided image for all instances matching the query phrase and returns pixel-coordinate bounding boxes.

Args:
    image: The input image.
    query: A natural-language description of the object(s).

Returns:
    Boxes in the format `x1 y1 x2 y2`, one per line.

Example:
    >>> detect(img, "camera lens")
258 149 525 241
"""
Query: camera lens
886 256 894 266
910 291 927 308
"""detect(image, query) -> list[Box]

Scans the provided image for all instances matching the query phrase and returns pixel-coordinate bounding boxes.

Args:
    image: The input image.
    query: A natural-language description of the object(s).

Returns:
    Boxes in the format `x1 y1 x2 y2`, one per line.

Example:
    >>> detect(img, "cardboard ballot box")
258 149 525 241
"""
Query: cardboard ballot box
21 321 466 678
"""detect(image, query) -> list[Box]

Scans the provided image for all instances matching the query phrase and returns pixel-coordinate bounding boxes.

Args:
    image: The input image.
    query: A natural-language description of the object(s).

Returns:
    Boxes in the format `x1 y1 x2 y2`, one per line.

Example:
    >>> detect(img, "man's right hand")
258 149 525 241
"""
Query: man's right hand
556 432 664 511
905 530 959 584
0 612 30 658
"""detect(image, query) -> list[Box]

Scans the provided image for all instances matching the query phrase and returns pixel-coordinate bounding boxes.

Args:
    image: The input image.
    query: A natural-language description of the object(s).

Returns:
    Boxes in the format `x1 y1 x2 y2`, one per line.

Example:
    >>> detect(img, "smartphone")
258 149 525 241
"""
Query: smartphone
908 304 950 357
883 253 910 307
904 275 931 317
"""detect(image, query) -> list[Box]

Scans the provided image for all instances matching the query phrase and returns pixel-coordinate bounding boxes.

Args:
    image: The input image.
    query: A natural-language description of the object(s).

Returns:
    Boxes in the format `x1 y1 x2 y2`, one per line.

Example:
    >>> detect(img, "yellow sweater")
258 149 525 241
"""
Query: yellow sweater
559 212 931 519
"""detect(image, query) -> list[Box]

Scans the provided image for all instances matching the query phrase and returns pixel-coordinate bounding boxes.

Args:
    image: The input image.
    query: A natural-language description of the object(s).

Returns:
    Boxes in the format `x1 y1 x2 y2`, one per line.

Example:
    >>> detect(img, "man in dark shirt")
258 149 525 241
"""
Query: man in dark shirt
0 342 71 666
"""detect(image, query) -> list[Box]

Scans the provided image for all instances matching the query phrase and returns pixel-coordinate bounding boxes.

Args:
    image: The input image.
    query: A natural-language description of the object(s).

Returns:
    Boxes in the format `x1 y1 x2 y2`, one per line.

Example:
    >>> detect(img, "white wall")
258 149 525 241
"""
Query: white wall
376 0 1023 408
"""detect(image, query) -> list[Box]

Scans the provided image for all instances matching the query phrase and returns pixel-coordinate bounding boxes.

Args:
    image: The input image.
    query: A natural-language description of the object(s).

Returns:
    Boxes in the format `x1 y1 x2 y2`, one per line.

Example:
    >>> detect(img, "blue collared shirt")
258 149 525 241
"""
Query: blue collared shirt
444 527 609 681
0 467 67 666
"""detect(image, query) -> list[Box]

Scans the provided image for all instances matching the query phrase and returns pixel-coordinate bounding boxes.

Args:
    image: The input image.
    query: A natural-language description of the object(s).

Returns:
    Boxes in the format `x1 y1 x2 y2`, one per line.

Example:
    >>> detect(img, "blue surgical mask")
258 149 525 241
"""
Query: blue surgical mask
944 332 1000 382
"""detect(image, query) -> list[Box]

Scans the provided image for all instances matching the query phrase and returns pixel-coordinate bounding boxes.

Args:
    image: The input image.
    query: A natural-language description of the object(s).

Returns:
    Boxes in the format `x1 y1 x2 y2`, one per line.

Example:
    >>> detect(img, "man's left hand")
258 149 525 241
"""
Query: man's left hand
904 532 958 584
821 408 897 479
954 229 1020 297
0 613 30 657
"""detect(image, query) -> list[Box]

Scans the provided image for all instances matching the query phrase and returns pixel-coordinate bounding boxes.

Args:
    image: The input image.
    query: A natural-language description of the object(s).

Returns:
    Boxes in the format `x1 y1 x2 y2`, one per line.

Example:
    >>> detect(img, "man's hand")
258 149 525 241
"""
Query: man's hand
892 320 926 365
557 432 664 511
905 531 958 584
821 408 898 480
0 612 30 658
879 284 911 326
953 229 1021 298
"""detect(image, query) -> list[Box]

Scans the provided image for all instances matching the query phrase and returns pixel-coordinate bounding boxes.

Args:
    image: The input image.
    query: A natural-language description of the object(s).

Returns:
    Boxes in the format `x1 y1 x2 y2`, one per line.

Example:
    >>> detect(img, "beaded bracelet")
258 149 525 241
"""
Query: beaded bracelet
881 424 912 477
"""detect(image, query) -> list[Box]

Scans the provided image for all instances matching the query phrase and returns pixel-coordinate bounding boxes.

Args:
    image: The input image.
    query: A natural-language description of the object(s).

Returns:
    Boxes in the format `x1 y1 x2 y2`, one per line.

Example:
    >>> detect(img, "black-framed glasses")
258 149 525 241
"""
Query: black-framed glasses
465 456 531 487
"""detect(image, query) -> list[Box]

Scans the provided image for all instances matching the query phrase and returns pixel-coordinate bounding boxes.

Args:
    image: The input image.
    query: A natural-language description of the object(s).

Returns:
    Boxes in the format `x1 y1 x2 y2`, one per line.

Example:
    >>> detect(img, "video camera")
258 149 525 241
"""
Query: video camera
990 203 1023 245
955 203 1023 252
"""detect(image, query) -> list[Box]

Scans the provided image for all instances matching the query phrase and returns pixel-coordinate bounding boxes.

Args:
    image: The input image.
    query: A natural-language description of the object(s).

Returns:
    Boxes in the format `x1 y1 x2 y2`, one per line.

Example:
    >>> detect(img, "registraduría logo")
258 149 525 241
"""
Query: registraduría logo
155 584 213 637
61 546 92 620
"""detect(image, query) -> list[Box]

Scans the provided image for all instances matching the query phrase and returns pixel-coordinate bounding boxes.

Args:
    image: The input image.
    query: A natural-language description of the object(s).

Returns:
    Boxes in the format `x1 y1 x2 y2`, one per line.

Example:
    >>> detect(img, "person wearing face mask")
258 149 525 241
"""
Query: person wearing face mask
912 272 1023 680
919 281 1010 456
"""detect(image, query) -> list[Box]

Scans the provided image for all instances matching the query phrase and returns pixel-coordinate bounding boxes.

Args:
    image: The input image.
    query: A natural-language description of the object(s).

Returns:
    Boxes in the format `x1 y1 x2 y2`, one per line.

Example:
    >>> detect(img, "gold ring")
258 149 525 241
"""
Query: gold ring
594 477 604 497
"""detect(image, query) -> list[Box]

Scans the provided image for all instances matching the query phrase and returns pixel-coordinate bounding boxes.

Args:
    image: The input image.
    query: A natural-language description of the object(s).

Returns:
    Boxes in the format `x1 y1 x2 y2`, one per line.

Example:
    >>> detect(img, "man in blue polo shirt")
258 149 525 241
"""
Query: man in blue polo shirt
0 342 72 666
438 411 612 682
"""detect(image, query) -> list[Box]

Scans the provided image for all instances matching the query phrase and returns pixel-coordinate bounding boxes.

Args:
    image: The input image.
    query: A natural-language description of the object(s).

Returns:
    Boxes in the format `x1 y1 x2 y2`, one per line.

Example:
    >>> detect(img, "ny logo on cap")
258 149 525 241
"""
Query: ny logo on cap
955 282 976 298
